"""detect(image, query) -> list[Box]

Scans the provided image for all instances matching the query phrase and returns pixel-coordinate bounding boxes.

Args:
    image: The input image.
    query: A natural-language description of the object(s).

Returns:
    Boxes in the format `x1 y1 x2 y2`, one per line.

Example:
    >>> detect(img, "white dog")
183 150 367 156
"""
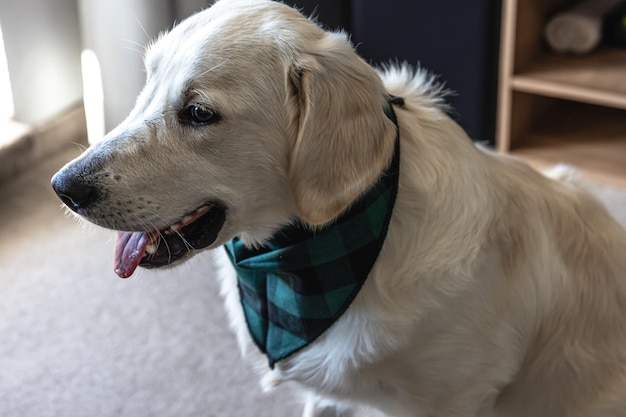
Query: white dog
52 0 626 415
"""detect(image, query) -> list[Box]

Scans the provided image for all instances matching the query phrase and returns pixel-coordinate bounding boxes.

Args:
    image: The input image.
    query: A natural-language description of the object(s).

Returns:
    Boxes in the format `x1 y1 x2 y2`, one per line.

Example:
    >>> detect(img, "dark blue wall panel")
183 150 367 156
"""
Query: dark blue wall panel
286 0 501 145
351 1 501 144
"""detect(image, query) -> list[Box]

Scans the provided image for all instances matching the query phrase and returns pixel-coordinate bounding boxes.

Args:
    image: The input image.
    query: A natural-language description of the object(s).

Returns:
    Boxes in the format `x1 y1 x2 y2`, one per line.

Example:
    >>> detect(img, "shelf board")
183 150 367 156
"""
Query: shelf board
512 47 626 110
513 143 626 189
510 102 626 188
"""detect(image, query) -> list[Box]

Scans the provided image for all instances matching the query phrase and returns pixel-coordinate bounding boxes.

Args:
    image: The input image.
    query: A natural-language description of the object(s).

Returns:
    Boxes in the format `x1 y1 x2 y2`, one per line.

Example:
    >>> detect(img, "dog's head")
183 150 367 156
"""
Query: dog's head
51 0 397 277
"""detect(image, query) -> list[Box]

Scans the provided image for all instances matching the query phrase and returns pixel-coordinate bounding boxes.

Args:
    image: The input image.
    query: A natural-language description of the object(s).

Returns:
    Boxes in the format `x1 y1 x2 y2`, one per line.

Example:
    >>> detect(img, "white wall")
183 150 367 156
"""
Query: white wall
174 0 212 21
0 0 83 125
0 0 211 131
78 0 171 136
79 0 212 141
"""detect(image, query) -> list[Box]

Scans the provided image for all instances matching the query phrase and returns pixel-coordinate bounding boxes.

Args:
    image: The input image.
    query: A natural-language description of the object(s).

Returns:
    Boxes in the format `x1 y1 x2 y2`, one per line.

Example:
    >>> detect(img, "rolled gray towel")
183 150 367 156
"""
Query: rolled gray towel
544 0 622 54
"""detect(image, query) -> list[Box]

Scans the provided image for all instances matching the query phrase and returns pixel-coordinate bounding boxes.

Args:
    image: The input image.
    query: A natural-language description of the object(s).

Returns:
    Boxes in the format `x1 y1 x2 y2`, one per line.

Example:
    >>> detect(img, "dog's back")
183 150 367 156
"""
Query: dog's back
387 66 626 416
488 161 626 416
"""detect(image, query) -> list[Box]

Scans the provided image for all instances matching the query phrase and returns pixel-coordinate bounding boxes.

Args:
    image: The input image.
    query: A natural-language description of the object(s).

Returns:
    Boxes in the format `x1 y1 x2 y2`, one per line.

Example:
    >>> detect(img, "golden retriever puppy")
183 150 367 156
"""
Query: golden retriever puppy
52 0 626 416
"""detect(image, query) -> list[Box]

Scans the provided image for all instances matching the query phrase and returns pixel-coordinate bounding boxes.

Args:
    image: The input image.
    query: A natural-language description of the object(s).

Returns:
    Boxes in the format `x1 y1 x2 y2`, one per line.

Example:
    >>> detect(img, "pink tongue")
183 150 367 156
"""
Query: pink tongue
114 231 150 278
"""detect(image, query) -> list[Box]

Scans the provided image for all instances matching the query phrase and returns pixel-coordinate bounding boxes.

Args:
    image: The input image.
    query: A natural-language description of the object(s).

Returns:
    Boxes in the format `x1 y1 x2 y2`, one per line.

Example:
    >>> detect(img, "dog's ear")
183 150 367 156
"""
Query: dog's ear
287 38 396 226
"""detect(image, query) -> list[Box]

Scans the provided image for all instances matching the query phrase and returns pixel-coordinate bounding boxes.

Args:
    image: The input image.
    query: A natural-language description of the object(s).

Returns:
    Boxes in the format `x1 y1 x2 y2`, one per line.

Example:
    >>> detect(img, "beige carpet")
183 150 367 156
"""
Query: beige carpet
1 145 625 417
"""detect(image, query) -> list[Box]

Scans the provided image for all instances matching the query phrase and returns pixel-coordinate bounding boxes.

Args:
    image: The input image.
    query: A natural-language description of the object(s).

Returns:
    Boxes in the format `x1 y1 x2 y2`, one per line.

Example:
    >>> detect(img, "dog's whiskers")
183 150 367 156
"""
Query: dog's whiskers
174 229 196 252
126 211 198 264
195 62 226 80
130 13 151 48
71 142 88 153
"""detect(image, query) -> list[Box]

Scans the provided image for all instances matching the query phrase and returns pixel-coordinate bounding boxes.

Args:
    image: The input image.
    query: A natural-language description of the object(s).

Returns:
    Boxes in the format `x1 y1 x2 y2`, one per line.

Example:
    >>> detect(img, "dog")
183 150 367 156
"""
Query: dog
51 0 626 415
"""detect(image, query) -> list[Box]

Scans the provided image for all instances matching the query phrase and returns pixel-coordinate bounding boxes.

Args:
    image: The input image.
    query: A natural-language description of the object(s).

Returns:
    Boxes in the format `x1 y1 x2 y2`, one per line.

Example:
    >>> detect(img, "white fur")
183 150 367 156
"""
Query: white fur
53 1 626 416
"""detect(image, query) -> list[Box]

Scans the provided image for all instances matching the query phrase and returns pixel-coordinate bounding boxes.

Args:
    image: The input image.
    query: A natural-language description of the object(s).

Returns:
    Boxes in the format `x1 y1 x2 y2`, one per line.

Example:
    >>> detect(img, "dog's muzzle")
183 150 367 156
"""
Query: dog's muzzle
51 168 227 279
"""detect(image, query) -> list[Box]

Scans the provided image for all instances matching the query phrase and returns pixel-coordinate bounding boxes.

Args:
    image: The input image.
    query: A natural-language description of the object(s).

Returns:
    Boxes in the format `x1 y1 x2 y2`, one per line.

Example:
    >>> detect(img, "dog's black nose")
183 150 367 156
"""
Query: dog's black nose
51 174 96 211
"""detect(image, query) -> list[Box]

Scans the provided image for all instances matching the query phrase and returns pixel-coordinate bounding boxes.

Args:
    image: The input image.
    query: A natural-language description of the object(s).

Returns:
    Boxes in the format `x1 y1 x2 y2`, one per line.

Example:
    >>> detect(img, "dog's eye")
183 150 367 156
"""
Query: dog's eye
179 104 220 126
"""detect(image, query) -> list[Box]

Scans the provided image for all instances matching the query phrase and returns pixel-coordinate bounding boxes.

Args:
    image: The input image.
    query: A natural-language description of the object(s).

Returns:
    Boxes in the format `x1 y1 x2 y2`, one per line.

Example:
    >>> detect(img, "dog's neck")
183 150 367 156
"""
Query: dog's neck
224 97 402 367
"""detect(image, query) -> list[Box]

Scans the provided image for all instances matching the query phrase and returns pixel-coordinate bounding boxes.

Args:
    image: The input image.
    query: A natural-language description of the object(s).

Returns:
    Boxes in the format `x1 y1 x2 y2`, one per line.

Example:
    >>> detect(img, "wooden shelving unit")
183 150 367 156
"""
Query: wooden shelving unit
497 0 626 187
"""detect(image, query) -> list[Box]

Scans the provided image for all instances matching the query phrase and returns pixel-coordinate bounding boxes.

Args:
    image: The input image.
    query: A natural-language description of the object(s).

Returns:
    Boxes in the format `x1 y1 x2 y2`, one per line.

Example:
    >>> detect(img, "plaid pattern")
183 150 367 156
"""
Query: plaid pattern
224 98 402 368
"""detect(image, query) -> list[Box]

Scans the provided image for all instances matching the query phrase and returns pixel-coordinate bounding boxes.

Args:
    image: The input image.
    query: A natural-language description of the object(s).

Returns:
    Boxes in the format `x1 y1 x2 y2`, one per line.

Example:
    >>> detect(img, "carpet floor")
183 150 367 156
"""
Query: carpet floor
1 145 625 417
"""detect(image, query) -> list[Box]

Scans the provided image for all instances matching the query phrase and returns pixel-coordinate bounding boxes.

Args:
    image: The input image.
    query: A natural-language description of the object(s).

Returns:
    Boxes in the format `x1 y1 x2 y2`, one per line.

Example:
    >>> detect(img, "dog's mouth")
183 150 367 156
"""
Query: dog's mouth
114 203 226 278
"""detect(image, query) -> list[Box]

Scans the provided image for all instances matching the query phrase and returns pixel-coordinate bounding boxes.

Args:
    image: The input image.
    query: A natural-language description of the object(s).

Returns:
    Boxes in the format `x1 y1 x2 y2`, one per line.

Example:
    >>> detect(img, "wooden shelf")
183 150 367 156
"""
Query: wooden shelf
497 0 626 187
511 102 626 188
512 48 626 110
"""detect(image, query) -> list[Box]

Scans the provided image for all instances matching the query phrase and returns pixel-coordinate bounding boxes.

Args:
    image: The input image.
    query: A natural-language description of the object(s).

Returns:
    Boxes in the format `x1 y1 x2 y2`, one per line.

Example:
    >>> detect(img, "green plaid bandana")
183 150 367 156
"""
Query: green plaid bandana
224 97 402 368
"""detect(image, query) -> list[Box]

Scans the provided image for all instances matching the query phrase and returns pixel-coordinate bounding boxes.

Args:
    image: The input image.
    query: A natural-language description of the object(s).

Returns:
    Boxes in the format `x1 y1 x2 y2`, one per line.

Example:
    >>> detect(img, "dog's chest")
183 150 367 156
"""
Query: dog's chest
274 307 415 408
271 274 520 416
273 316 457 416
